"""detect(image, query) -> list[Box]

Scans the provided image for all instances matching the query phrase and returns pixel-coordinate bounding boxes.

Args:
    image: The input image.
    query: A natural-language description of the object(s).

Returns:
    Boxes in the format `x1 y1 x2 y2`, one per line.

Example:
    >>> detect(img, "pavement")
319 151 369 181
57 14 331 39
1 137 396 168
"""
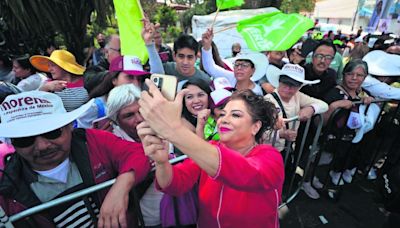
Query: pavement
280 173 387 228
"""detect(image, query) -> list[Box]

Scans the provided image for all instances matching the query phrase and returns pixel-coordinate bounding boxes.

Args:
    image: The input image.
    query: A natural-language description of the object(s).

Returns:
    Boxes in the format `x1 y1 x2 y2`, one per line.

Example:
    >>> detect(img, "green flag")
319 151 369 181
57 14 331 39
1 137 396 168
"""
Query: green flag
113 0 148 64
237 11 314 51
216 0 244 10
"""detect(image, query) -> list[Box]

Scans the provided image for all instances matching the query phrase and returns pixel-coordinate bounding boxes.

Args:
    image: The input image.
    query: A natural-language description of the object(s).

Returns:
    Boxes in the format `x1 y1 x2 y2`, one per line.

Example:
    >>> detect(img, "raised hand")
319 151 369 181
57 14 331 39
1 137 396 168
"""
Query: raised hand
201 28 214 51
139 79 188 140
141 18 155 45
137 121 169 165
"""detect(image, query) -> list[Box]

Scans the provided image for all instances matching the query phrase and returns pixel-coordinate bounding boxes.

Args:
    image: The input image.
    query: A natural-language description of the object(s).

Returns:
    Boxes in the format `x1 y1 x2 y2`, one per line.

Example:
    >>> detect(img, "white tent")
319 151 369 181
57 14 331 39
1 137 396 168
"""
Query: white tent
192 7 279 58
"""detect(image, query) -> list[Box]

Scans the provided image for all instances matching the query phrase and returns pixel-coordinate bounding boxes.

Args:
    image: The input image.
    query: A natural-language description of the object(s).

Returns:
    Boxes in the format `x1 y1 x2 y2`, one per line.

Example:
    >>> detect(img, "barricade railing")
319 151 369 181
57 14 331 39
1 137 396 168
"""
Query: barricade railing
360 99 400 179
275 113 324 207
0 155 188 227
311 99 397 200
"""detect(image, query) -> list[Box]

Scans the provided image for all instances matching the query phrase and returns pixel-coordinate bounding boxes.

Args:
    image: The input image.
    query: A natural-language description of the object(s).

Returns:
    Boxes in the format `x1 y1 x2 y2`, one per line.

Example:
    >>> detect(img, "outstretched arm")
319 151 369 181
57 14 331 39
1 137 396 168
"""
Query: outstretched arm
201 28 236 86
142 18 164 74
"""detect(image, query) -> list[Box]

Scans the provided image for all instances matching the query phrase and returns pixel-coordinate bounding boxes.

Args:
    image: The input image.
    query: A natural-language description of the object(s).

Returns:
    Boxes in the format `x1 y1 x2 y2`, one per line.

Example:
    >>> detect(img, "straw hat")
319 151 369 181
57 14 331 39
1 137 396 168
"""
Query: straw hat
30 50 85 75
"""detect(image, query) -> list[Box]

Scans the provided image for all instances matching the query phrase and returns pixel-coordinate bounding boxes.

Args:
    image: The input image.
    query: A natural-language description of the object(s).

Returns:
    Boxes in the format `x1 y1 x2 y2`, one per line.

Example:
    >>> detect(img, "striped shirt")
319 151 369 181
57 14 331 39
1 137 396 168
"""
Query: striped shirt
54 78 89 112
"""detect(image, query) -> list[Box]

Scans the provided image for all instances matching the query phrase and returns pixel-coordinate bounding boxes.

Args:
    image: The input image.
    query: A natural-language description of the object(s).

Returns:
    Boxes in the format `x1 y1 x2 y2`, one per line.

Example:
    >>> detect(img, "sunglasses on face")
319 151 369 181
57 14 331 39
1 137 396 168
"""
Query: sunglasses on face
11 128 63 148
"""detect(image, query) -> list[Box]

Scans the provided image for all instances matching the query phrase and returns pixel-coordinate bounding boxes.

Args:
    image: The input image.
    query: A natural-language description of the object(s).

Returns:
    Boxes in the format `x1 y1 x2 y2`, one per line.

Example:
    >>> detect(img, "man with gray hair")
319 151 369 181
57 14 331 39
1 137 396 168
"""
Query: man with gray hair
107 84 143 142
106 84 164 227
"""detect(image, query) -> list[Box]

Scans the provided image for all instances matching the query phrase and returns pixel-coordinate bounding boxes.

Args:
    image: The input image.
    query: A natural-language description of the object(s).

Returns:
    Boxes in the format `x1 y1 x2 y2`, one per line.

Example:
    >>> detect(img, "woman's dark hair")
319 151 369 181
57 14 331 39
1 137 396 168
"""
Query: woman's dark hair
198 41 226 71
13 56 36 74
181 78 212 126
229 90 277 142
343 59 368 76
89 71 120 98
89 71 148 98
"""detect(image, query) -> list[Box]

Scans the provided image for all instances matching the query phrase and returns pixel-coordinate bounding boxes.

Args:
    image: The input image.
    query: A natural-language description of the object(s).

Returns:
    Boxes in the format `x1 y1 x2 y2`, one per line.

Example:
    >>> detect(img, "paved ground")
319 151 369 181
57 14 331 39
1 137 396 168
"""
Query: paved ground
280 173 387 228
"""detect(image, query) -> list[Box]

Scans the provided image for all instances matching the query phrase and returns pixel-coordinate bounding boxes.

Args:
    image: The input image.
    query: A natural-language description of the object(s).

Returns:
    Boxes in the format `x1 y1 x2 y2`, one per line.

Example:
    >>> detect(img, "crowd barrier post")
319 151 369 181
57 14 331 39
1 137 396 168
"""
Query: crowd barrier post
280 114 324 206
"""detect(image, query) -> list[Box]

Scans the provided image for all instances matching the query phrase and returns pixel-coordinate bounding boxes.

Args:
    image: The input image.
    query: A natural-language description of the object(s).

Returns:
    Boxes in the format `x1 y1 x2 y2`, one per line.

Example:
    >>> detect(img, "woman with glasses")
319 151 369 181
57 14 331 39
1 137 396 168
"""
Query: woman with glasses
201 29 267 95
138 80 284 228
322 60 374 185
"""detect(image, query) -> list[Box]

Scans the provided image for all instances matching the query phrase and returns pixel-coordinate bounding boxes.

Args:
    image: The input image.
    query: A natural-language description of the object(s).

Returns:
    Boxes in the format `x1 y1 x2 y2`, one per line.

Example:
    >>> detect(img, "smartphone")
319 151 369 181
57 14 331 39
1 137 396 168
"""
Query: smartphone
92 116 111 129
300 38 319 57
150 74 177 101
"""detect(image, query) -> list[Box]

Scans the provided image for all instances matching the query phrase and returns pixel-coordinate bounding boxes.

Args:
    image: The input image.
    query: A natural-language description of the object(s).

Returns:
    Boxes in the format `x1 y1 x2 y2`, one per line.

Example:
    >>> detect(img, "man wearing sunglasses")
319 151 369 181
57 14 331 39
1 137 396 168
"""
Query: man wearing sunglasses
0 91 150 228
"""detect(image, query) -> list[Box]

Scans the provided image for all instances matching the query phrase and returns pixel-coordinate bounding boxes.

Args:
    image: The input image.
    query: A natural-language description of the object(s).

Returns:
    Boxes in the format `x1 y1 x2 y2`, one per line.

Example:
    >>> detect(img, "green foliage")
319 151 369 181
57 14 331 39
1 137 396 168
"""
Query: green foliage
181 0 217 32
153 5 179 32
280 0 316 13
164 26 182 43
0 0 114 63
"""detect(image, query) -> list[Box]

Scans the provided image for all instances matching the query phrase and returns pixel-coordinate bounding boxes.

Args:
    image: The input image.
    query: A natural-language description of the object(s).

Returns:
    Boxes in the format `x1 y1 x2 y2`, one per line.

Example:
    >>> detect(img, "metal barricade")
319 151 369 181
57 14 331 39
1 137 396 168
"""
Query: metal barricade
311 99 395 200
275 113 324 207
0 155 188 227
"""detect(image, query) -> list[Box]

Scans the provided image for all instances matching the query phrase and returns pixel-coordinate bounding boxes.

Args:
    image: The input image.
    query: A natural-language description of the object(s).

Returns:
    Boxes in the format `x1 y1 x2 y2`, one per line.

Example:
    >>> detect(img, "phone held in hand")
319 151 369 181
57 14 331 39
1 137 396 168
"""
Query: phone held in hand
150 74 178 101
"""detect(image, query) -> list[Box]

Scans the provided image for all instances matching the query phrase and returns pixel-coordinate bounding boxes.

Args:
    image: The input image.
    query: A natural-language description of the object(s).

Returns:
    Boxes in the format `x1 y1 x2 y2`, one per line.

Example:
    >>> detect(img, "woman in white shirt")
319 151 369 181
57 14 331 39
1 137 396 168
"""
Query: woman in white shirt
201 29 267 95
12 56 47 91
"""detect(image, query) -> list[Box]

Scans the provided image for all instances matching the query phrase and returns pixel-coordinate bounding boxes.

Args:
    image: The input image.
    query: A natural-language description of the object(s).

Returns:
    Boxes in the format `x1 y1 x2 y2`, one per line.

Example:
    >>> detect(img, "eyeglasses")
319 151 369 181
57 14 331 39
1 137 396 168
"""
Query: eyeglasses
234 62 252 69
345 72 366 78
11 128 63 148
313 54 334 61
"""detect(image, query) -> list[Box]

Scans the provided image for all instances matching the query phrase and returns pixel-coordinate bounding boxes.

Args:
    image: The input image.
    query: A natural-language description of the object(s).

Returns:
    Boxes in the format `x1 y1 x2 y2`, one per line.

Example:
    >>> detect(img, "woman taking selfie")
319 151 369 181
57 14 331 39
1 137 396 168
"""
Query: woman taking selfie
138 80 284 228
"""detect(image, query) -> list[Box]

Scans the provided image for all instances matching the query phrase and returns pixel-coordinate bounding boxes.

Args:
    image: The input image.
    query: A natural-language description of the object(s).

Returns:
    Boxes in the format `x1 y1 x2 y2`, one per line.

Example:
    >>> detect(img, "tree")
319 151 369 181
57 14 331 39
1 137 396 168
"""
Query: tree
0 0 114 63
153 5 179 33
280 0 316 13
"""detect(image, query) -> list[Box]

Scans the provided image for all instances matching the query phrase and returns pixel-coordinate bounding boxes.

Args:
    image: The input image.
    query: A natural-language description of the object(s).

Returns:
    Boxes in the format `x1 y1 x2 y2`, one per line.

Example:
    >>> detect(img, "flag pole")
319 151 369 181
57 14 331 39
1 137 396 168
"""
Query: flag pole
211 7 221 29
214 24 237 34
137 0 144 17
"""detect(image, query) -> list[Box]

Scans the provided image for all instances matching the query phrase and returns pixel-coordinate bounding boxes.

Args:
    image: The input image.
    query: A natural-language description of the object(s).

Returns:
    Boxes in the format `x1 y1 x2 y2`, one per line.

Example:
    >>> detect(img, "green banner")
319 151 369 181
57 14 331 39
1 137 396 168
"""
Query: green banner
113 0 148 64
216 0 244 10
237 11 314 51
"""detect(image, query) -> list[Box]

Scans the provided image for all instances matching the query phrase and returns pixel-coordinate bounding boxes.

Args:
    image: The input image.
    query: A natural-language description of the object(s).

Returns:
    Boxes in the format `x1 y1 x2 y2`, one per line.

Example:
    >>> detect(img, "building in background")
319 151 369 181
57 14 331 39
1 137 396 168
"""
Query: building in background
313 0 400 35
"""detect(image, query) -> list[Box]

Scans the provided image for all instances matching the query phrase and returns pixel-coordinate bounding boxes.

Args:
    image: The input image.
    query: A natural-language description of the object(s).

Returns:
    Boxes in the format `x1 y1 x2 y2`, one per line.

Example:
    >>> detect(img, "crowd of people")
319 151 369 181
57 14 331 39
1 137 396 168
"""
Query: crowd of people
0 16 400 228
